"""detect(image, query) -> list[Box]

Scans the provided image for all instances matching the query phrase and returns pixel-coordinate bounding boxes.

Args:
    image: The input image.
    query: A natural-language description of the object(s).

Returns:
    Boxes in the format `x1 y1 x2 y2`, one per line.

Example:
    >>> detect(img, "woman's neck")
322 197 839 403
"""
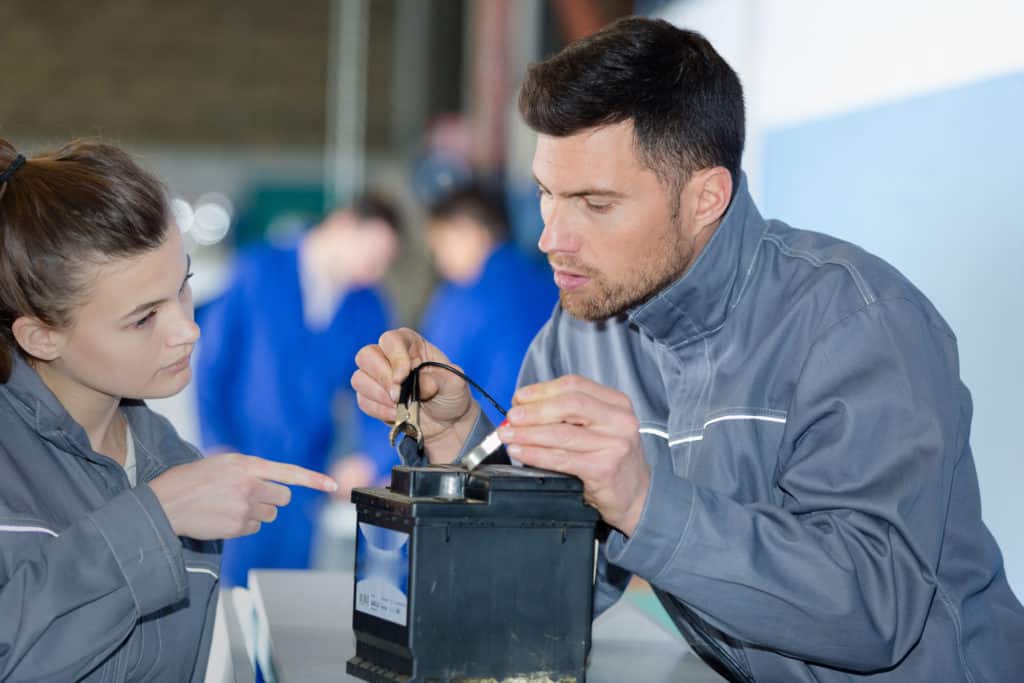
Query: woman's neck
34 361 126 464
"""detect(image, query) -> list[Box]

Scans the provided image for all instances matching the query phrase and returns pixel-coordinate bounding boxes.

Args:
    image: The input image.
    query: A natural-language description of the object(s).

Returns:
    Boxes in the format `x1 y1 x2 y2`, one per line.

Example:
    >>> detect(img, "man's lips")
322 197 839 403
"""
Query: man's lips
553 269 591 291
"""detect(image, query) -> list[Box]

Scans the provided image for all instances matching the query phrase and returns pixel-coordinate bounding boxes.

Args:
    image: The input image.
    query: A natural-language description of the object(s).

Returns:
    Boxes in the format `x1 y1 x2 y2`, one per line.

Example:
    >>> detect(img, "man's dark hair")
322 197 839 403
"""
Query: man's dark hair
427 184 508 241
350 193 404 239
519 17 745 211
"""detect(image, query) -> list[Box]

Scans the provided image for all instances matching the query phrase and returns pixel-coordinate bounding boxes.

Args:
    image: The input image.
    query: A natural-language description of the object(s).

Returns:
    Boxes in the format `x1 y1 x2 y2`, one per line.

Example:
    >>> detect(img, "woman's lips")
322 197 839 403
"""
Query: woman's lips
553 269 591 291
164 354 192 374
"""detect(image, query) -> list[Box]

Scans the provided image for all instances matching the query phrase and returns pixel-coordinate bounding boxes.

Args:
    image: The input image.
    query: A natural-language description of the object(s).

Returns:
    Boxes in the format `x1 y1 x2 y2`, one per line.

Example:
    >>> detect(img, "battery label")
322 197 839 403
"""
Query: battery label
354 523 410 626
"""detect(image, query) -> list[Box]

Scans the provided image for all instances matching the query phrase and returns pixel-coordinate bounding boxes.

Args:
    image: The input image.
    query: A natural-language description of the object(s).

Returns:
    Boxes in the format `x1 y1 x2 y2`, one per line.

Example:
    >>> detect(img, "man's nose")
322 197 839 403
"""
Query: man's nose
538 202 580 254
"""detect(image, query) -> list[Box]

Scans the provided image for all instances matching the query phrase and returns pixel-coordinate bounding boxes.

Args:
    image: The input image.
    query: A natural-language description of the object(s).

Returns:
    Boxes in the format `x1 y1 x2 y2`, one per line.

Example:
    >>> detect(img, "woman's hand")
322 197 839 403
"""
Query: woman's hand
149 453 337 539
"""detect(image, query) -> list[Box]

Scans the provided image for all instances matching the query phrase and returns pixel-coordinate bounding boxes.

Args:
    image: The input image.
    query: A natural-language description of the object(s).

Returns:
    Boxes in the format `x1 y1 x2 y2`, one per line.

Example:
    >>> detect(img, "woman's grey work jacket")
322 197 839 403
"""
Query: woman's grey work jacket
0 354 221 681
440 177 1024 682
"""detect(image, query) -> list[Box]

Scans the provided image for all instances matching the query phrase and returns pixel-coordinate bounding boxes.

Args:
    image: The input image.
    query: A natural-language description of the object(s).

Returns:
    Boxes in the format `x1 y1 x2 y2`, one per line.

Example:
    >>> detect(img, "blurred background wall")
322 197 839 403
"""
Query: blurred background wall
1 0 1020 596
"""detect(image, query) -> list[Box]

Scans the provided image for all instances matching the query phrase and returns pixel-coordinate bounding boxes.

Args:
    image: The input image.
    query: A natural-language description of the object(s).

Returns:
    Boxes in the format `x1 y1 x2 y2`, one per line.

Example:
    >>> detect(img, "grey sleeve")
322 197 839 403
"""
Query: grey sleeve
189 584 221 683
604 298 962 672
0 484 187 680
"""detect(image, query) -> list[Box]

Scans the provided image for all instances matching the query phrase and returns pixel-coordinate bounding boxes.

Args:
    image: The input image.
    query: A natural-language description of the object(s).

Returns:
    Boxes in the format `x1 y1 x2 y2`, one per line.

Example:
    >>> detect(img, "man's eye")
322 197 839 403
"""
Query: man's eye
135 311 156 328
585 200 612 213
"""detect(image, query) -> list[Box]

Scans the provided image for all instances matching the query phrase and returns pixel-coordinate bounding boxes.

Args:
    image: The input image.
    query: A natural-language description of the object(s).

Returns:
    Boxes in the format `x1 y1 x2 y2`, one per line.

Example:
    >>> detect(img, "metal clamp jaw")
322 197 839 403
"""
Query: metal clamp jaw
389 371 424 448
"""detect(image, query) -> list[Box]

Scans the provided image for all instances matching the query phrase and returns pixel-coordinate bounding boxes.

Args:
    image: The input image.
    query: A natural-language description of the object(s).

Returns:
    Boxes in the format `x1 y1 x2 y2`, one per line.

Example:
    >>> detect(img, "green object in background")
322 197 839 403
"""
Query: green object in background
233 184 329 247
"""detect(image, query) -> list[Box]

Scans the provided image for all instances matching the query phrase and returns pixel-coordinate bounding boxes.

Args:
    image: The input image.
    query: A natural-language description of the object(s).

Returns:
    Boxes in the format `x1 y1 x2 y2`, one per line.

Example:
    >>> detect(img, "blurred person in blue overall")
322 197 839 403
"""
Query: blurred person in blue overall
421 185 557 421
195 196 402 586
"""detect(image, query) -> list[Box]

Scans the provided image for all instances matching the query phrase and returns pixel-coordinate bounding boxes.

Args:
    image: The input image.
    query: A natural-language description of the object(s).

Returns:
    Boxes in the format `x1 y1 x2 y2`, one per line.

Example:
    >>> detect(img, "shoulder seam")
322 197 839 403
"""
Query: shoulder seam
761 230 876 305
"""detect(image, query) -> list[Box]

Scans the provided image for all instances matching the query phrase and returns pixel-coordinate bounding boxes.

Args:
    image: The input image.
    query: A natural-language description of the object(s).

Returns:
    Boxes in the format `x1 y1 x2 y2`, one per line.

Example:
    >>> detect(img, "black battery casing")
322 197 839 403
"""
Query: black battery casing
347 463 601 683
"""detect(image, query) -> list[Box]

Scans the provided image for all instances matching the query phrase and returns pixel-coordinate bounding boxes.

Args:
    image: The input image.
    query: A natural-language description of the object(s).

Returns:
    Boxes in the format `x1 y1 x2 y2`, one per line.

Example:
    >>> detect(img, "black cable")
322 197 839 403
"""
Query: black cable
411 361 508 418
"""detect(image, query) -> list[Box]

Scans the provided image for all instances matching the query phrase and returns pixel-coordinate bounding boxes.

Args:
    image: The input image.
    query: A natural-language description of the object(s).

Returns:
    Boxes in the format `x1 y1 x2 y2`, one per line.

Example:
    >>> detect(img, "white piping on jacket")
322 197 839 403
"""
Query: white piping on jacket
0 524 59 537
640 414 788 447
186 566 220 580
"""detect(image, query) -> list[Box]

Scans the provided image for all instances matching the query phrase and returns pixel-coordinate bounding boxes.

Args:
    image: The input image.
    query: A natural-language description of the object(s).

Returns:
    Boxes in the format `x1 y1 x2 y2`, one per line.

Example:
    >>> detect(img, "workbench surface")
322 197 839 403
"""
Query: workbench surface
248 570 726 683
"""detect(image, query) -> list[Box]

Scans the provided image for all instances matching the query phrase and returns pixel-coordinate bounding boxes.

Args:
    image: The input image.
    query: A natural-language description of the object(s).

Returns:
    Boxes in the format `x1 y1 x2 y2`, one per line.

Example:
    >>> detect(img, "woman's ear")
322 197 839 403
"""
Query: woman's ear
11 316 64 362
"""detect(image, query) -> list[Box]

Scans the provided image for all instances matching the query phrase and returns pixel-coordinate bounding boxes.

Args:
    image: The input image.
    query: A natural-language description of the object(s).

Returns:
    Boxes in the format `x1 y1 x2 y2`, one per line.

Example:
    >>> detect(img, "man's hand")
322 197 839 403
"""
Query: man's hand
351 327 480 463
497 375 650 536
149 454 338 540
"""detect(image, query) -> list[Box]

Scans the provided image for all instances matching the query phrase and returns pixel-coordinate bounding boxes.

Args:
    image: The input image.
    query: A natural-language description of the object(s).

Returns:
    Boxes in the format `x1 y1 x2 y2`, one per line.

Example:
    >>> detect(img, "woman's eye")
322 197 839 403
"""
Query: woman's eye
134 311 156 328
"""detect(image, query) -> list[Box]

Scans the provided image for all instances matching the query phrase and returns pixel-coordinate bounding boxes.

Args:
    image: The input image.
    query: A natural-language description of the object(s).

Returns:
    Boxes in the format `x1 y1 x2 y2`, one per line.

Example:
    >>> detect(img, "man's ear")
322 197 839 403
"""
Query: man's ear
11 316 64 362
691 166 734 230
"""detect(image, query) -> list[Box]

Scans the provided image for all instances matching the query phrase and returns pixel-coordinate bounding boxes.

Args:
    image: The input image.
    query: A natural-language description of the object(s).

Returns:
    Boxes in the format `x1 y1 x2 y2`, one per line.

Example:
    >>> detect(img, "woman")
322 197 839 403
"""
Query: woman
0 139 337 681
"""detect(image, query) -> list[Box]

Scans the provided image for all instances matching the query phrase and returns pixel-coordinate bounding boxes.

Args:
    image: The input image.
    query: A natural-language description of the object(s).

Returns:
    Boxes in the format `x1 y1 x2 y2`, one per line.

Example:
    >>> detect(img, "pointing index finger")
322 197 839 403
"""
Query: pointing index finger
251 458 339 493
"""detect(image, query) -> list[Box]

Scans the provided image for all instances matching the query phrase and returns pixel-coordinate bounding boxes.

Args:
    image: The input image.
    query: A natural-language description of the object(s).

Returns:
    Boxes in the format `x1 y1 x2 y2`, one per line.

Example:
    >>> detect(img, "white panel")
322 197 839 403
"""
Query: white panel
754 0 1024 126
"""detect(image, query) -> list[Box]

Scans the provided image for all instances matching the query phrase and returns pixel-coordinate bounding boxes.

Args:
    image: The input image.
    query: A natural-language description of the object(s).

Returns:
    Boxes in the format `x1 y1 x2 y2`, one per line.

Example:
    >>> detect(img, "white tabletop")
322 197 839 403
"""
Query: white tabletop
248 570 726 683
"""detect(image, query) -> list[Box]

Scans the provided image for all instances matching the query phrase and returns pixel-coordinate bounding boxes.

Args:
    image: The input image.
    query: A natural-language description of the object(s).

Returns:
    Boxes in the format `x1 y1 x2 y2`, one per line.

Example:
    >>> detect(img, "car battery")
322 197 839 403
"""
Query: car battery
348 463 601 683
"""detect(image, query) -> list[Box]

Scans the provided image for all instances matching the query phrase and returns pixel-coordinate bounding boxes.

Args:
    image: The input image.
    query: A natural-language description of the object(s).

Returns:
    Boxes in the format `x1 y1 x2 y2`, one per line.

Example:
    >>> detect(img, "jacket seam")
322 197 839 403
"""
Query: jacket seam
729 231 768 313
90 515 142 616
132 432 173 474
761 231 876 306
126 614 145 681
134 491 187 596
652 479 698 586
935 584 977 683
810 296 957 355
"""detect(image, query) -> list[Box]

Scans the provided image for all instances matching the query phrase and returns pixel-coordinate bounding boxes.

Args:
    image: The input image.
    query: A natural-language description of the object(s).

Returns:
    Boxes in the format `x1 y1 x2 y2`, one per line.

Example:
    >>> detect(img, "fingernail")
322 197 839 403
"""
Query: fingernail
498 426 514 440
508 407 524 422
327 479 339 492
506 444 521 456
516 387 532 401
389 385 399 402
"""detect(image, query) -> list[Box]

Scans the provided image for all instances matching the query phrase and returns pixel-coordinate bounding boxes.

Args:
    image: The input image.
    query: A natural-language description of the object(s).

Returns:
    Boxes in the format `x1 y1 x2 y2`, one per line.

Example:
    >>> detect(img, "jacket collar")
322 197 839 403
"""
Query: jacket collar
3 353 88 452
628 174 766 348
1 352 191 472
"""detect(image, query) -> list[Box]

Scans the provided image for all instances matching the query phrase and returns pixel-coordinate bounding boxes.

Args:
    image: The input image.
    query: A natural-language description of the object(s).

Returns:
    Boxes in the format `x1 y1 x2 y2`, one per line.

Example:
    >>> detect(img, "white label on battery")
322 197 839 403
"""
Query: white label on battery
354 523 410 626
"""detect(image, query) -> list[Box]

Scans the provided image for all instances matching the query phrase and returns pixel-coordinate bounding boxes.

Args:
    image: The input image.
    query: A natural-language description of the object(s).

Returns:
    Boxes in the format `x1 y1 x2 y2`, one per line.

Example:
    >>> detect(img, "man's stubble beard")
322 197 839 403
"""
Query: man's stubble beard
557 218 691 322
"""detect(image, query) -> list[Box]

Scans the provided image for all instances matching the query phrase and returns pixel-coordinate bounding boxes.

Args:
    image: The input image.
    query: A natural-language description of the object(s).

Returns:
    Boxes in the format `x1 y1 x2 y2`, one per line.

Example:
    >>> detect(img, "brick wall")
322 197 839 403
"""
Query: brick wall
0 1 330 147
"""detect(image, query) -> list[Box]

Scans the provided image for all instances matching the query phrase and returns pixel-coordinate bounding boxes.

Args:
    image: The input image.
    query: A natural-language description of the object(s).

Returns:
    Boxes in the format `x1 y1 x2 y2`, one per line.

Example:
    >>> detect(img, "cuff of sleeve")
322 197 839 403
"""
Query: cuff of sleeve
453 410 496 464
604 461 696 582
88 485 187 616
398 410 503 467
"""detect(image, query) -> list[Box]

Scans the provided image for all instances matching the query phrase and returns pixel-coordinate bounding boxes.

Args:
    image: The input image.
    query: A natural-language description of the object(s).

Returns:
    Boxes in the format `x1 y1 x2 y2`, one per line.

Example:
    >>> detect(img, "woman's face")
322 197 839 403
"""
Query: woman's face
52 226 200 401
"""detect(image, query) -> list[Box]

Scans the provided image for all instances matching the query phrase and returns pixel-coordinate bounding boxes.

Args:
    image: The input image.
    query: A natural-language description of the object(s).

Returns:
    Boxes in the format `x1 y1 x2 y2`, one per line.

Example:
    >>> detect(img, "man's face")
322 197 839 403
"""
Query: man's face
50 226 200 401
532 121 697 321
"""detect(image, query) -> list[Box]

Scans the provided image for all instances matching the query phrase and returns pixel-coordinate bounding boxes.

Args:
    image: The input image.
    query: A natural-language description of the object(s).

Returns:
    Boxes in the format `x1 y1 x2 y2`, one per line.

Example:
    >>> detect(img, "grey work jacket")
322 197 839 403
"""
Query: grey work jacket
445 177 1024 681
0 355 221 682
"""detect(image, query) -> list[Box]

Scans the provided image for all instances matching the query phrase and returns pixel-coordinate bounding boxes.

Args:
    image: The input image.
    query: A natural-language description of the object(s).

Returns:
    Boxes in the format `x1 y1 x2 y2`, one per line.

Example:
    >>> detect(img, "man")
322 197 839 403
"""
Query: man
197 195 401 586
420 184 557 423
352 17 1024 681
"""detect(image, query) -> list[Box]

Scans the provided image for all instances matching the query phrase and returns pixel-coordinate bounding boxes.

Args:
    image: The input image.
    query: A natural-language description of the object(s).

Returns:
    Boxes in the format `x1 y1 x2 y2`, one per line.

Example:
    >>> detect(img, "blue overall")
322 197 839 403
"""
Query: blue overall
195 241 395 586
